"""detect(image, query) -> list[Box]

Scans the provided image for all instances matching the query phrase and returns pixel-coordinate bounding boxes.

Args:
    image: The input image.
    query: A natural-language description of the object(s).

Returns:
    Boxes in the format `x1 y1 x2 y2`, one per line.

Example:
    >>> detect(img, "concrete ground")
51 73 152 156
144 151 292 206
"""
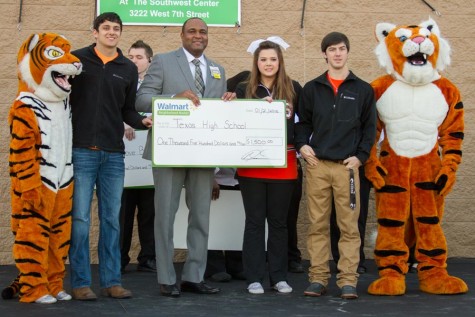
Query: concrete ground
0 258 473 317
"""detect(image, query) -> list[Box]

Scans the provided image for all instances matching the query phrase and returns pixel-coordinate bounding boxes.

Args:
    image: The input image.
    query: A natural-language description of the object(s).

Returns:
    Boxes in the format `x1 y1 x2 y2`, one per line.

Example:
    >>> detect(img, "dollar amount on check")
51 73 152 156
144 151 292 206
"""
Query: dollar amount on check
152 98 287 167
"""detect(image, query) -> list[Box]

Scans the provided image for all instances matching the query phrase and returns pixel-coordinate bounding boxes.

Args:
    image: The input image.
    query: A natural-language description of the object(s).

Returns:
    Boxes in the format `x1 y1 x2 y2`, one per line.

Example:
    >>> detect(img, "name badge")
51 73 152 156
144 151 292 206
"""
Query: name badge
210 66 221 79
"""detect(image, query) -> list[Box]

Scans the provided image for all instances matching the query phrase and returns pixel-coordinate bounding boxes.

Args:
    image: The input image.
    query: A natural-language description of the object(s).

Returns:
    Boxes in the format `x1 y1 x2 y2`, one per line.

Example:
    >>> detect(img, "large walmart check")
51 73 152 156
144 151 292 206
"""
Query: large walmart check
152 98 287 167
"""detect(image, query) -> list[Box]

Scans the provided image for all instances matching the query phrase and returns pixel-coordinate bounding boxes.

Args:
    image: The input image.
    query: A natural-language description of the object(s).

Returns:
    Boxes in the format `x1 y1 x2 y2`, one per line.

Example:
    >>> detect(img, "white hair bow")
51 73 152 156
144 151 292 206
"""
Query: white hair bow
246 36 290 54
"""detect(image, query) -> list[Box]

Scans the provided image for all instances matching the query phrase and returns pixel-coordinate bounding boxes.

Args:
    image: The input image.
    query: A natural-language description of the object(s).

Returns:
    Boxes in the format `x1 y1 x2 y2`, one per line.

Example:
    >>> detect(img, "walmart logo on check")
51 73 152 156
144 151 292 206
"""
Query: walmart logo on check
155 100 194 116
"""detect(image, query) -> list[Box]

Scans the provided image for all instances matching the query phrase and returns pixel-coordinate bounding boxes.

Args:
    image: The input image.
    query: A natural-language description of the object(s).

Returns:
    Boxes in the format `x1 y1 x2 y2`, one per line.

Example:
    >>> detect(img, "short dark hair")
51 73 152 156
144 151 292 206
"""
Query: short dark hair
227 71 250 92
129 40 153 60
321 32 350 52
181 17 207 33
93 12 123 32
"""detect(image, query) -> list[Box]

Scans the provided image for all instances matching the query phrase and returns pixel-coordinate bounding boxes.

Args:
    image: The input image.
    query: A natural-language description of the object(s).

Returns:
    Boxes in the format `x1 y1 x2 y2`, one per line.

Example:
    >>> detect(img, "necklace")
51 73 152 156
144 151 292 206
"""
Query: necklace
258 83 273 97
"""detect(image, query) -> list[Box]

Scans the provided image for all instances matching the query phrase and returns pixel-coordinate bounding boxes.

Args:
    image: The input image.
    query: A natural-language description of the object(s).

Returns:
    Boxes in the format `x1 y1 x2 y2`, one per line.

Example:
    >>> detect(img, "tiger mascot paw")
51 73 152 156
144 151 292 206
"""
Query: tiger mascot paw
364 158 387 190
21 187 43 210
435 165 457 196
419 268 468 295
367 273 406 296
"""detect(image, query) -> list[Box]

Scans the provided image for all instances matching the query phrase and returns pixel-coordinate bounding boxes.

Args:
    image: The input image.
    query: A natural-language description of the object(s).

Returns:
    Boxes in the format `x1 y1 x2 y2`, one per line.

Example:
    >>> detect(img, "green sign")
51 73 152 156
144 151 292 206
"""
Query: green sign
97 0 241 27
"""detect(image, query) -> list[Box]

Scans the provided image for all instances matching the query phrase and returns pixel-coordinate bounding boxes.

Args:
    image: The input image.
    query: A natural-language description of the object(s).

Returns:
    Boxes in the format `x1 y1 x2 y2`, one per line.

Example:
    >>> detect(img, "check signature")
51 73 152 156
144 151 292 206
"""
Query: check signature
241 150 268 161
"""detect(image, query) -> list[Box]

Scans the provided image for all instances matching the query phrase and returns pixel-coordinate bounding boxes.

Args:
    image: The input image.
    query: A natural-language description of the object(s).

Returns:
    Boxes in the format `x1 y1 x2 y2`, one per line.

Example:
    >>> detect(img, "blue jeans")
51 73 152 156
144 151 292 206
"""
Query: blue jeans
69 148 125 289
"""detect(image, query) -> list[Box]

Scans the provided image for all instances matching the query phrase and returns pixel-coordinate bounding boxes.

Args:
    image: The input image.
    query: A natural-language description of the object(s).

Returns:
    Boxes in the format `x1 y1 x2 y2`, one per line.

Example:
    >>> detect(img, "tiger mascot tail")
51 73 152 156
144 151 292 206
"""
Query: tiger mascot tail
5 33 82 303
365 19 467 296
1 276 20 300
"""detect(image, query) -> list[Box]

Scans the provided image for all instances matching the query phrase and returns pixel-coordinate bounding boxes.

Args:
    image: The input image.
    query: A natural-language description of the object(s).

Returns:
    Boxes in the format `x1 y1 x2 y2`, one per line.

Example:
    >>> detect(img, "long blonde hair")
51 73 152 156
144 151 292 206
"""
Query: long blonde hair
245 41 295 103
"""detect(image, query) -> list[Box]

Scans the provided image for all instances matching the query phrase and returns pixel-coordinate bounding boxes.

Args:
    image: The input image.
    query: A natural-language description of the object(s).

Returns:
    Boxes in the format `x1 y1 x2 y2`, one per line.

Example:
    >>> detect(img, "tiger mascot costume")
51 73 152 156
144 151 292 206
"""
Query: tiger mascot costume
4 33 82 303
365 18 468 295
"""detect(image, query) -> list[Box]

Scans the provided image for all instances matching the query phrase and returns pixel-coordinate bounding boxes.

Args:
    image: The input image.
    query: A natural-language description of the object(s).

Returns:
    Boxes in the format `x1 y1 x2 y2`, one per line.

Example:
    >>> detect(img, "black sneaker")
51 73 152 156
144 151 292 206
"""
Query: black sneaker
341 285 358 299
304 282 327 297
209 272 232 283
137 259 157 272
357 265 367 274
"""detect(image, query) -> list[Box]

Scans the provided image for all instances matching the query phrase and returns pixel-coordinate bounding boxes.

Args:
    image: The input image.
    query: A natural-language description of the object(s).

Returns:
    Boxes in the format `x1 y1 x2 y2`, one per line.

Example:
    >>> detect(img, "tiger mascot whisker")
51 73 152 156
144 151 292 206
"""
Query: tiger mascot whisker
4 33 82 303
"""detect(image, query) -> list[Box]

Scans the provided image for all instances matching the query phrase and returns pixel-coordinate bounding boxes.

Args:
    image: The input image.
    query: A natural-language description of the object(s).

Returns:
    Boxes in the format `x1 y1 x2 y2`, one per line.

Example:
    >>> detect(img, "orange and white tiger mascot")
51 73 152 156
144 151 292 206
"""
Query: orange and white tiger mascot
365 18 468 295
4 33 82 303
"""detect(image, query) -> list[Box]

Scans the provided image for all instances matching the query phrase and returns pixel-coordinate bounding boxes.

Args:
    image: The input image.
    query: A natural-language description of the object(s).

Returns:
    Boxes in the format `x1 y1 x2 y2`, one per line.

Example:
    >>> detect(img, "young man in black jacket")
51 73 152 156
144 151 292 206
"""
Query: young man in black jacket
68 12 152 301
295 32 376 300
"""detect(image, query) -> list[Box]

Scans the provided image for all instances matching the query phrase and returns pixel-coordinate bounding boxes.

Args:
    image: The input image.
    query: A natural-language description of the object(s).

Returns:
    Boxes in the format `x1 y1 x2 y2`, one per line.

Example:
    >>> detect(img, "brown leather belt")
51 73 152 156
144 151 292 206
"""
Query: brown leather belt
89 146 101 151
321 159 345 165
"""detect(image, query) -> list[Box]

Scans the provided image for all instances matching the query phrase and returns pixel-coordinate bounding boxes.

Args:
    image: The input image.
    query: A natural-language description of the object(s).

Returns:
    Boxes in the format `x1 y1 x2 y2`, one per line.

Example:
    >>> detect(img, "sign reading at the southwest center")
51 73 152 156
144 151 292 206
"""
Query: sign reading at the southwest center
97 0 241 27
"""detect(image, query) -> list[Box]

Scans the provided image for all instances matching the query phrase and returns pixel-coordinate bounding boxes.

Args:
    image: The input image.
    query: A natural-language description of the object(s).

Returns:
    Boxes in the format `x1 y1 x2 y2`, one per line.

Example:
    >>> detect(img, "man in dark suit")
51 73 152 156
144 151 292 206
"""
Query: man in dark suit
136 17 233 297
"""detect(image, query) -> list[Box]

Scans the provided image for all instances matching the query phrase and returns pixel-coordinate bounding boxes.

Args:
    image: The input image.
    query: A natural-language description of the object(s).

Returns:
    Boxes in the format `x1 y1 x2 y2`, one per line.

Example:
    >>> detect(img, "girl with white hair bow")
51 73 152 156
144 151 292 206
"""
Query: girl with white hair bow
235 36 303 295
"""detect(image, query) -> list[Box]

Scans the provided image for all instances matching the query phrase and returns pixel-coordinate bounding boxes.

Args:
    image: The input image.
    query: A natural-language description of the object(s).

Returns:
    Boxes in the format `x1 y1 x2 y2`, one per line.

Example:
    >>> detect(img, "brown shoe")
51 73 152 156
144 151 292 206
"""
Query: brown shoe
72 287 97 301
101 285 132 299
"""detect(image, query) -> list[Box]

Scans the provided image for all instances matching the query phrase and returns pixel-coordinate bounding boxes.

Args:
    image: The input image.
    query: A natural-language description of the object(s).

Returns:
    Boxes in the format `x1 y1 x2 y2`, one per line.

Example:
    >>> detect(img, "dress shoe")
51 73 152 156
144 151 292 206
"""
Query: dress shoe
230 271 246 280
288 261 305 273
100 285 132 299
160 284 180 297
357 265 367 274
181 281 220 294
137 259 157 273
209 272 231 283
72 287 97 301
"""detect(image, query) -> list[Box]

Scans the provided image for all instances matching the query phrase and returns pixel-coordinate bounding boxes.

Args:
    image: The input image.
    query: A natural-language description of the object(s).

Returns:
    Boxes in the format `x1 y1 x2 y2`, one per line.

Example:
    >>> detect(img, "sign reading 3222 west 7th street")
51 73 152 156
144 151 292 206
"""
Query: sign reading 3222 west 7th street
97 0 241 27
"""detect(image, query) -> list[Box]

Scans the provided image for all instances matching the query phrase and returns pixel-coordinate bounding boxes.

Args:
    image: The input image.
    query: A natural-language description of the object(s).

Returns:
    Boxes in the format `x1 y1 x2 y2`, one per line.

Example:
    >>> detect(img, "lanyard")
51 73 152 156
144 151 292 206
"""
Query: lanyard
349 169 356 210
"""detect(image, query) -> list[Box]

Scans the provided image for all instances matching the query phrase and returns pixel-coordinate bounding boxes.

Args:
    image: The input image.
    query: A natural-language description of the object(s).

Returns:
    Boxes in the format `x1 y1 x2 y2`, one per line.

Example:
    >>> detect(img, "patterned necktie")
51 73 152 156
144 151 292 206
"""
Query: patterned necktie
192 59 205 96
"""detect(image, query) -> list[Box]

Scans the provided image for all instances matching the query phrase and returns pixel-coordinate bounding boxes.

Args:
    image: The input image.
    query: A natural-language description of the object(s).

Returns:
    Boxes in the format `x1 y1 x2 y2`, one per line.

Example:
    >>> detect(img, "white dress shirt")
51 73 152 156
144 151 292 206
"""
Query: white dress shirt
182 47 207 85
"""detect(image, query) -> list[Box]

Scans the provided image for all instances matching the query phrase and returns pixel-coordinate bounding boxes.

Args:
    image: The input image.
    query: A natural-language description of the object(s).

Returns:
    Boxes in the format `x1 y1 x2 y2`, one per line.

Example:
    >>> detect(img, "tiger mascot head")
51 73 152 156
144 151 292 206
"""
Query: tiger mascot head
374 18 451 85
17 33 82 102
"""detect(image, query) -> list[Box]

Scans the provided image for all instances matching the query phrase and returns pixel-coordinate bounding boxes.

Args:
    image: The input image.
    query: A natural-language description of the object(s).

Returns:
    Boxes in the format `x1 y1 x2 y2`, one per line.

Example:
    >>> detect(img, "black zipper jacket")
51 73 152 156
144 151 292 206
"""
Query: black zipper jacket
70 44 146 153
295 71 376 164
235 80 302 146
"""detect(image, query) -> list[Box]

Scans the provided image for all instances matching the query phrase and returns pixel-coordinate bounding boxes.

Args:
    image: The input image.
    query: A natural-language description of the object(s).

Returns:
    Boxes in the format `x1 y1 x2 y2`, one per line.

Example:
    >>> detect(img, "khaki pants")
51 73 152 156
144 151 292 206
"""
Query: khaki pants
305 160 361 288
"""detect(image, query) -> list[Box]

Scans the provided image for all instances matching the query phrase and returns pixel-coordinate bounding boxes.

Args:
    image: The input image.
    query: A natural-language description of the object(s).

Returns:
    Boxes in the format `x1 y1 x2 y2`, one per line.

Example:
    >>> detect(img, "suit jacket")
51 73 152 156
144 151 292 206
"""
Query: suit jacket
136 48 227 160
